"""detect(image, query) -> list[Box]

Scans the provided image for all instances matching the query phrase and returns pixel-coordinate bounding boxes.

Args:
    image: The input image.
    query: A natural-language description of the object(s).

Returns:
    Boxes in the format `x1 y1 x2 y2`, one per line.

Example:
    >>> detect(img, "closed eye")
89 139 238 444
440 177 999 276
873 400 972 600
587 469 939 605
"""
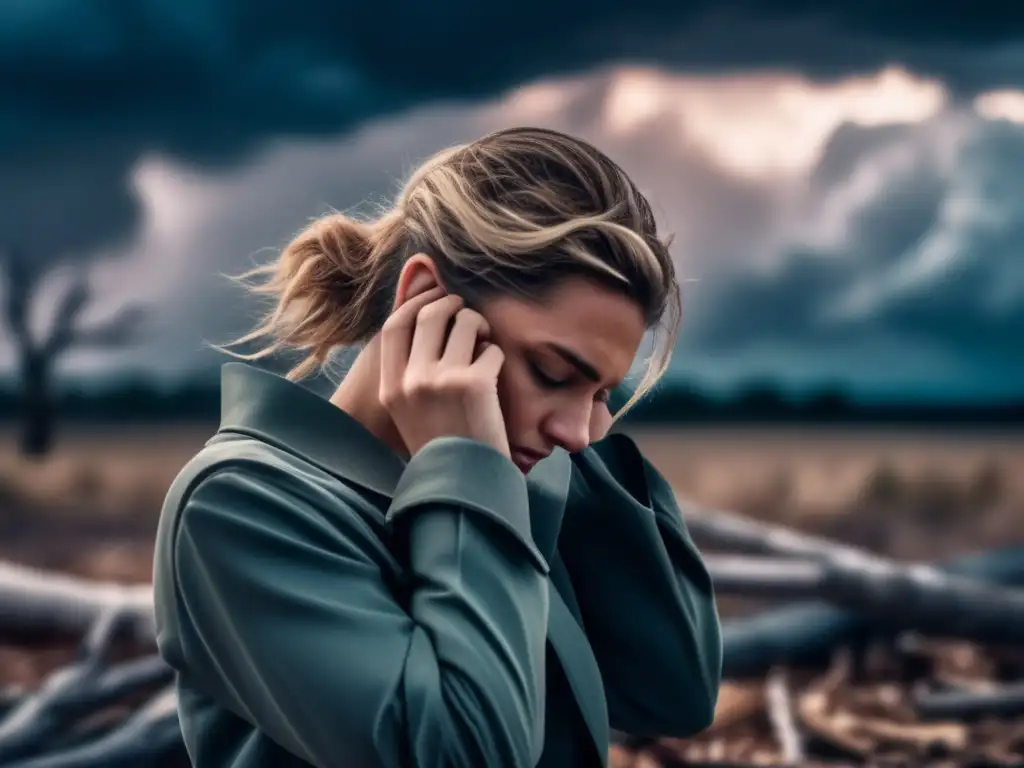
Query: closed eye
529 361 570 388
532 361 612 403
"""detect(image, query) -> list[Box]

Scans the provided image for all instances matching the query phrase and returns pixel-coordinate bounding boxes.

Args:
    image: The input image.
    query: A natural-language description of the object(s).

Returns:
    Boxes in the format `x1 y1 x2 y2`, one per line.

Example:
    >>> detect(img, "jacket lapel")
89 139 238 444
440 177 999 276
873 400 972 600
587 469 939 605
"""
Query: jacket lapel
527 455 610 765
547 586 610 765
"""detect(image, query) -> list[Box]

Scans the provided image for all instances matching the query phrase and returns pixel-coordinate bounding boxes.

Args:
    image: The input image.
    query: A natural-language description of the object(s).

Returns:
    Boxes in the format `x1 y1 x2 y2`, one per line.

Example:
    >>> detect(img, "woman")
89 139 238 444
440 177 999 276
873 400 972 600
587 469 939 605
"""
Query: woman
152 127 722 768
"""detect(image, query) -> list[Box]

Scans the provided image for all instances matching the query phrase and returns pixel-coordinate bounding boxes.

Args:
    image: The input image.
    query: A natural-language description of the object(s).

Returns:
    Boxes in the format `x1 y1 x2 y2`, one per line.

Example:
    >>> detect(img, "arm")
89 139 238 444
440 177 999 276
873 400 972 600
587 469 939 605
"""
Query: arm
558 433 722 738
166 437 549 768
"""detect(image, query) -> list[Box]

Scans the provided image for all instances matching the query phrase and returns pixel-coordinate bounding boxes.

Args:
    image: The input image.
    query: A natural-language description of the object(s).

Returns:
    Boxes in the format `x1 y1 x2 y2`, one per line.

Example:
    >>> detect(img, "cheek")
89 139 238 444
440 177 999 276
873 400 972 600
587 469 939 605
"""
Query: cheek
496 361 543 429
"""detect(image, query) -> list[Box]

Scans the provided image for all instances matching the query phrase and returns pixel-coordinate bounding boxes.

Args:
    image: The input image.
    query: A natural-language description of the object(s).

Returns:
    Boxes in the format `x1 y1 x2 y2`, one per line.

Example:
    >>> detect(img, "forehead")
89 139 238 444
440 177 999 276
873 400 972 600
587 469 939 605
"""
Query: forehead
485 277 647 383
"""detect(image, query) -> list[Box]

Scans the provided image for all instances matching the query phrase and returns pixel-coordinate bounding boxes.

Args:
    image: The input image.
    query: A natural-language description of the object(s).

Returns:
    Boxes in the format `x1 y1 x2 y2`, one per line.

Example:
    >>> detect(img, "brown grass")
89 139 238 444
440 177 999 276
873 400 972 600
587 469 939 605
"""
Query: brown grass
631 427 1024 562
0 423 1020 567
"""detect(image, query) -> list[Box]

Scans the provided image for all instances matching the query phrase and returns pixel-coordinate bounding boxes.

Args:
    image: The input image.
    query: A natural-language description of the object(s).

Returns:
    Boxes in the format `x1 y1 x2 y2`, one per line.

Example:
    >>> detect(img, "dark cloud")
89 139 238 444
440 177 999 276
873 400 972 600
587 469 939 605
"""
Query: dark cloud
81 69 1022 403
679 114 1024 399
0 138 140 260
606 12 1024 96
4 4 1024 144
3 2 1024 399
2 1 1023 262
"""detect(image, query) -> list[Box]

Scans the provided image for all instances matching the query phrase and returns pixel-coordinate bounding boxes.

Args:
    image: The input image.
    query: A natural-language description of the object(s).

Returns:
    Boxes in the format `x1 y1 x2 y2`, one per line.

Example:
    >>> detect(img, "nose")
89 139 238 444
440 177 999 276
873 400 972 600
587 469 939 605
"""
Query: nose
541 402 592 455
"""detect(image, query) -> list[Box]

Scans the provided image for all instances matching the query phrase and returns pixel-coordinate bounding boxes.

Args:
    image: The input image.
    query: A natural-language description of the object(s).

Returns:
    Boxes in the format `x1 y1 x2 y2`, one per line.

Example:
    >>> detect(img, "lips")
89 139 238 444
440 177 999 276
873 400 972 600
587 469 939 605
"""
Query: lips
511 447 549 473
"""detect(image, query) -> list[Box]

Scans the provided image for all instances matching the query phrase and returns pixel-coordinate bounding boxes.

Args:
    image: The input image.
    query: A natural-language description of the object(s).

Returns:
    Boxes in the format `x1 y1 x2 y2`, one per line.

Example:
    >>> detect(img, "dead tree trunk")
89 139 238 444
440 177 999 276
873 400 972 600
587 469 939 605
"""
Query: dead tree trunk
18 350 55 458
0 248 147 459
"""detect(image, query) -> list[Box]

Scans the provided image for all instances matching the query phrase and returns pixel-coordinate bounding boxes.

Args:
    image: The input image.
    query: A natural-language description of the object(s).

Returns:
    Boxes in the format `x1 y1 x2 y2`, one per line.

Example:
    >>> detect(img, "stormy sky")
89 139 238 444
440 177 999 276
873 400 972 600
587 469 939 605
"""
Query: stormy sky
3 1 1024 402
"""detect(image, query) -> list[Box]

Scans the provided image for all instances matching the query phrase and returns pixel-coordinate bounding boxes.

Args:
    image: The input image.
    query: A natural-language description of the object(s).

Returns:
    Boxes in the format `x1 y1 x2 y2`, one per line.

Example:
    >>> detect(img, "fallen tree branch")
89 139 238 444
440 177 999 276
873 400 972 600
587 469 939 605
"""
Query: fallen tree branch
719 546 1024 678
705 554 1024 645
5 686 182 768
683 504 879 561
0 607 168 763
0 562 153 643
914 680 1024 722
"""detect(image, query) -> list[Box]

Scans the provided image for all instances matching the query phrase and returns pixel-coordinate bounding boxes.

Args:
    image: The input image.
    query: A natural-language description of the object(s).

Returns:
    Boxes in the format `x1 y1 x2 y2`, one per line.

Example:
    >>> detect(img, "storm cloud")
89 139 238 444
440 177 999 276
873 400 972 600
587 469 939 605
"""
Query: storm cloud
680 112 1024 399
3 0 1024 261
2 3 1024 400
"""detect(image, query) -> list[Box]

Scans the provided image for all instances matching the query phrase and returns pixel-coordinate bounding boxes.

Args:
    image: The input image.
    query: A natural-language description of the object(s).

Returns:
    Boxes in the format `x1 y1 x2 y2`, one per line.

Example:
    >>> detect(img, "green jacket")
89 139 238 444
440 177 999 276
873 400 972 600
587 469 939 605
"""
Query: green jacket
152 362 721 768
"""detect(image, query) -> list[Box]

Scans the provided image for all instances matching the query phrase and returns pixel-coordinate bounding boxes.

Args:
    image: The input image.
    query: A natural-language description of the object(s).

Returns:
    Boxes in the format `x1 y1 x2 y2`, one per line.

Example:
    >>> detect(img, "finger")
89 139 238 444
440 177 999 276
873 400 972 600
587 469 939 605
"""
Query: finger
406 294 464 369
440 309 490 367
379 287 445 388
469 342 505 379
473 339 489 361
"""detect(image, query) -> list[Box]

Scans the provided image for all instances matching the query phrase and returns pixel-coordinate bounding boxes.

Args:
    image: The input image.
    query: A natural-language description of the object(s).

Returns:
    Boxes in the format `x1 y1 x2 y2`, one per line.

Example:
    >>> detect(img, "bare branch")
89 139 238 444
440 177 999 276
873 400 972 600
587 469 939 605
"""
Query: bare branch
0 248 44 351
45 304 147 358
40 273 92 357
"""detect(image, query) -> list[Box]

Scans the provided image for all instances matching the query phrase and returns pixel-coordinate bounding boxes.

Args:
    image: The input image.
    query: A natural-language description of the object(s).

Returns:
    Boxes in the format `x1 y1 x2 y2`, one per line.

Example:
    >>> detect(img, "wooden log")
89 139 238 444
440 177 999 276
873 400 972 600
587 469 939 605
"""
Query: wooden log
5 687 182 768
705 554 1024 645
720 547 1024 678
0 607 169 763
914 681 1024 721
683 504 856 560
0 562 153 643
705 555 823 596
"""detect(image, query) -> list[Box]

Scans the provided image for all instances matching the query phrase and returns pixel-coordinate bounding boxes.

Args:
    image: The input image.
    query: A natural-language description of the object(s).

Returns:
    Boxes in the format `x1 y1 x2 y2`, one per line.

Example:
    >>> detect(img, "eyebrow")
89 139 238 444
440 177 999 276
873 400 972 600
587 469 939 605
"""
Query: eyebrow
543 342 602 383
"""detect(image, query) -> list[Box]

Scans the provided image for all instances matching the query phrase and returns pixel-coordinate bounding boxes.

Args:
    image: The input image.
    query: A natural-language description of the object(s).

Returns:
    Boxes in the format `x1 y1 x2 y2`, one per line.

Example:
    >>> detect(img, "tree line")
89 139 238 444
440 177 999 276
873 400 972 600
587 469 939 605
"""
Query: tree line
0 376 1019 429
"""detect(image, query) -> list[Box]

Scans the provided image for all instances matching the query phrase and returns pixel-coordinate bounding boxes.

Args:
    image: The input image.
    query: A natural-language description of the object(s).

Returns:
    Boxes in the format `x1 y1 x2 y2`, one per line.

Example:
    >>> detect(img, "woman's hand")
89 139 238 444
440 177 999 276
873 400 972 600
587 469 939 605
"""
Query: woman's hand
379 287 510 458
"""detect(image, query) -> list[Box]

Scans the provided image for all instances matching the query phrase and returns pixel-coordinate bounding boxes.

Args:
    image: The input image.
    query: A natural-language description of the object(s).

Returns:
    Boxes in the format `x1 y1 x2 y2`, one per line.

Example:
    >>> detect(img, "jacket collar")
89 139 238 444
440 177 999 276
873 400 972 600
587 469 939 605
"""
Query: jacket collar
215 362 569 563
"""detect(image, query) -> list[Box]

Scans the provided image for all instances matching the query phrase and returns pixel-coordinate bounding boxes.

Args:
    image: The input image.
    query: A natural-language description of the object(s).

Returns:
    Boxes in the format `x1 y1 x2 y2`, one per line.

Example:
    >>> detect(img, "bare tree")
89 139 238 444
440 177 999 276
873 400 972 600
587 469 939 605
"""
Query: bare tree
1 249 146 458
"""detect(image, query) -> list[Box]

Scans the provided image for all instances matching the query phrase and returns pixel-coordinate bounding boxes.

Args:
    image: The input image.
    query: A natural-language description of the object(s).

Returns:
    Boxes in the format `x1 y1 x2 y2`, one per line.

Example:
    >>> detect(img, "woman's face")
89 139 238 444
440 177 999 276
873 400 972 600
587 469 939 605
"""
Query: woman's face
481 277 647 473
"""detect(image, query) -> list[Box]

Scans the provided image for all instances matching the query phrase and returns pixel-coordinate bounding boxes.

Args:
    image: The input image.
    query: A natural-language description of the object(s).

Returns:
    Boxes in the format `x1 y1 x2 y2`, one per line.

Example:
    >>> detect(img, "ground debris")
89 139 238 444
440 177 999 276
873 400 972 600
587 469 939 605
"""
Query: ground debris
616 640 1024 767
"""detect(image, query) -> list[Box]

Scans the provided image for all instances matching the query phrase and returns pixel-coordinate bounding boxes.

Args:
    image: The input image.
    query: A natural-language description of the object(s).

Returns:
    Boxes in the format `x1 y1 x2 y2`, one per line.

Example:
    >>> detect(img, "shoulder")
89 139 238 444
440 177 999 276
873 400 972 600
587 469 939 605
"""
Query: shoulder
151 435 396 675
154 433 383 575
163 433 362 516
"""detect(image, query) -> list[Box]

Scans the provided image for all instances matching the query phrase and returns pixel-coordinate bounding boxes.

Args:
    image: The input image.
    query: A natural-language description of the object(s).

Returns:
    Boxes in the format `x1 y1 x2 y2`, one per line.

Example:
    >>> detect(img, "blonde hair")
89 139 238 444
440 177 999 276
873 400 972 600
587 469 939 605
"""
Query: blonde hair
224 127 680 417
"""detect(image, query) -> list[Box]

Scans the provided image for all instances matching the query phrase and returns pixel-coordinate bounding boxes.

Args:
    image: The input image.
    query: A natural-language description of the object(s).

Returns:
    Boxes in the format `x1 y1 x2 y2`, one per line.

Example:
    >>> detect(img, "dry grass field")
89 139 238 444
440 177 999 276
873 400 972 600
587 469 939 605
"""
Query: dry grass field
1 422 1020 572
1 423 1022 766
633 426 1024 561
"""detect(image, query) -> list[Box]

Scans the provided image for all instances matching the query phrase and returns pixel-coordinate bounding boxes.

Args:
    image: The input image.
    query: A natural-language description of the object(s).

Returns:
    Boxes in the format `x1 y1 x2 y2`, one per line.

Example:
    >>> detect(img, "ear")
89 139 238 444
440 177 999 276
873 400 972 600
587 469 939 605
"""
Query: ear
393 253 445 309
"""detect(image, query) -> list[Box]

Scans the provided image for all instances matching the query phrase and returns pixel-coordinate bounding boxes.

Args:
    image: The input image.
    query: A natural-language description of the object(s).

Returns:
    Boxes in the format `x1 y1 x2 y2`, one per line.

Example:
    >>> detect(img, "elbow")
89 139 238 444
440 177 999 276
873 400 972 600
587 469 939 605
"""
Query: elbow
686 672 720 736
656 669 719 739
690 617 724 735
653 672 719 739
681 588 724 735
611 663 720 740
616 637 722 739
663 622 723 738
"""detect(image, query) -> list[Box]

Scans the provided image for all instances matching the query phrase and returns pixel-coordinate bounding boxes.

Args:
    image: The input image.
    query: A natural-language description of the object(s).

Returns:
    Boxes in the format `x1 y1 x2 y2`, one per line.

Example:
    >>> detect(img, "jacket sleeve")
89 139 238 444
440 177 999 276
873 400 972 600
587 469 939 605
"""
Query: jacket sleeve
558 433 722 738
165 437 550 768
